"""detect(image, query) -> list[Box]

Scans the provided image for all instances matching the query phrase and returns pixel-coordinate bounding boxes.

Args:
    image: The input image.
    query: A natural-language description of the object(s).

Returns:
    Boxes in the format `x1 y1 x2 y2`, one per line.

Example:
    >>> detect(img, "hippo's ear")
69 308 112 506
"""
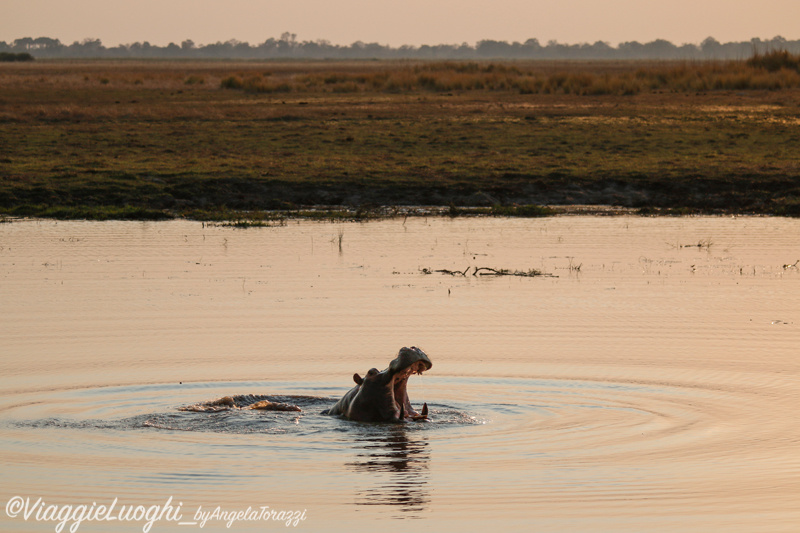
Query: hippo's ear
353 373 363 385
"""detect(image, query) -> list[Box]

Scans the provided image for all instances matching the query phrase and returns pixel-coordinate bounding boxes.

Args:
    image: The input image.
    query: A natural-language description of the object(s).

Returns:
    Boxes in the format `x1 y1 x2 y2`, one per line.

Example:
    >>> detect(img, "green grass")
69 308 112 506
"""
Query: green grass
6 204 174 220
489 205 558 217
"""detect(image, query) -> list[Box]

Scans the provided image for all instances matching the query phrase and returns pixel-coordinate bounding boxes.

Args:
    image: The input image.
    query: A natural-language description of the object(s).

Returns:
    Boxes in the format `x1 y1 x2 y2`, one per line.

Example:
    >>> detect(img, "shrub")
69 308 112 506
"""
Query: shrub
220 75 244 89
0 52 34 62
242 77 292 93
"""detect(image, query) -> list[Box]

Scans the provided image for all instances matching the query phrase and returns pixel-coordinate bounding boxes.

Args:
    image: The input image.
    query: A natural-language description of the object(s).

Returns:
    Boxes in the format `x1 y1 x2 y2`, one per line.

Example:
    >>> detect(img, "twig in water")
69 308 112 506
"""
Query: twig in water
423 266 556 278
473 266 556 278
680 238 713 249
436 266 470 276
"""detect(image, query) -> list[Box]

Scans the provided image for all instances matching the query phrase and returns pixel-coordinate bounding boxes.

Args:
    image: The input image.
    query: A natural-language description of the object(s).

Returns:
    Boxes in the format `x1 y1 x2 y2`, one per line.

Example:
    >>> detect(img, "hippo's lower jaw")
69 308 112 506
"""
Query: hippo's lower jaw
322 346 432 423
391 360 429 420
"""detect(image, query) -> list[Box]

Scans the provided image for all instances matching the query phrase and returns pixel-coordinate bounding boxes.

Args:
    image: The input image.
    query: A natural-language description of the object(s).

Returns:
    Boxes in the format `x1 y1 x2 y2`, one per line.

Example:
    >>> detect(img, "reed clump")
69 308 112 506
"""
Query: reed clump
220 74 293 93
746 50 800 72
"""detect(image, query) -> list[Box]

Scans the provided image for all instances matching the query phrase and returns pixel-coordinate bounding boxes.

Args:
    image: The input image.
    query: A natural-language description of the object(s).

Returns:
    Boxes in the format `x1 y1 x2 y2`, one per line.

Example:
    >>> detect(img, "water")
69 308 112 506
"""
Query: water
1 216 798 532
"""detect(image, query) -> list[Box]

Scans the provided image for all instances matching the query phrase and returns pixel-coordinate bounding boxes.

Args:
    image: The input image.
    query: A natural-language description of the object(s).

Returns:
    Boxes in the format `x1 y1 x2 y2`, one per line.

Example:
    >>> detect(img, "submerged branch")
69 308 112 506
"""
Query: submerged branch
421 266 556 278
473 266 555 278
426 266 471 276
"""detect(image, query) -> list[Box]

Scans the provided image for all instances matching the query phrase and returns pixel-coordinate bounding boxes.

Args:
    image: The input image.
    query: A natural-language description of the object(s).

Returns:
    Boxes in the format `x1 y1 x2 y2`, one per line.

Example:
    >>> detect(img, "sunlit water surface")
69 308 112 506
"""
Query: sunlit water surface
1 216 798 532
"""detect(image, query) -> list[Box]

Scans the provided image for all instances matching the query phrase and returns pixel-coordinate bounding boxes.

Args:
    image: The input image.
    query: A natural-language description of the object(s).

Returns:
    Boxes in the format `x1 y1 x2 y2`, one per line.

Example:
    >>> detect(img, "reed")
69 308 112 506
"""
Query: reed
746 50 800 72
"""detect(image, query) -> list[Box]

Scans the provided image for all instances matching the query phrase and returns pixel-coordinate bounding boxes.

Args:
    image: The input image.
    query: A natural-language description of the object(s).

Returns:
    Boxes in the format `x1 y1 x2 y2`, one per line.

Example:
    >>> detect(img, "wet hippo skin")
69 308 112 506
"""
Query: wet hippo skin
322 347 432 422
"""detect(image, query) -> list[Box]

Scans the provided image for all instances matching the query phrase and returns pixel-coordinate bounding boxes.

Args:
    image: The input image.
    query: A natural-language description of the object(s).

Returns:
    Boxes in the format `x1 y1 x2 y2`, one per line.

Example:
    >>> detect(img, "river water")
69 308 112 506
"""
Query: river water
1 216 798 532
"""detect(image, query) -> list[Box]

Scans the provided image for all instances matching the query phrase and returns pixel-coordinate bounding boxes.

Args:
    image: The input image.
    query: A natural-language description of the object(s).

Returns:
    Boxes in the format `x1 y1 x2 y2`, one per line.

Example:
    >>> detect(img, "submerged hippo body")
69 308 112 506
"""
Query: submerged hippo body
322 346 432 422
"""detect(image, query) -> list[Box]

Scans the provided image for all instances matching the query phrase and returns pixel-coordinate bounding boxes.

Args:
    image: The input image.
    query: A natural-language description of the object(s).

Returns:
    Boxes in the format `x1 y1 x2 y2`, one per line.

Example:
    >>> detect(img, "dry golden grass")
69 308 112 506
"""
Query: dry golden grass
4 55 800 97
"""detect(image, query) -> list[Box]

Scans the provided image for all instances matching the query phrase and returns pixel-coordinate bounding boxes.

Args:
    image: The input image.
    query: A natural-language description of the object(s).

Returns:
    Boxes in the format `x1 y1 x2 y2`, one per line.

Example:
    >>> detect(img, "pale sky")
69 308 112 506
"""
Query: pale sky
4 0 800 47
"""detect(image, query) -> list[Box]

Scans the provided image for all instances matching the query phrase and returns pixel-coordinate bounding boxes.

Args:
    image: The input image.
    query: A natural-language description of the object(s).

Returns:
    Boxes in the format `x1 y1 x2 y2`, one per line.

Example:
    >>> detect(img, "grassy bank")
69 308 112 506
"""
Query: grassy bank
2 58 800 219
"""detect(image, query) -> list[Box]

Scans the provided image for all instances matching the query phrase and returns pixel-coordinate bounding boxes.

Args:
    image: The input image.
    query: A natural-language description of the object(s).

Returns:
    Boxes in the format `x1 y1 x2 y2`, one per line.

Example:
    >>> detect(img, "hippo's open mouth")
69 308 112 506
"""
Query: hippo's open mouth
322 346 432 422
391 359 429 420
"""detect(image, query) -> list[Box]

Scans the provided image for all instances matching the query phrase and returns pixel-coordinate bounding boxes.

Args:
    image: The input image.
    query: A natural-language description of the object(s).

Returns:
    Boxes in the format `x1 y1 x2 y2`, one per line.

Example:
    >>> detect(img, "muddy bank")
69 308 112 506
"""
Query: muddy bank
4 173 798 220
229 175 799 216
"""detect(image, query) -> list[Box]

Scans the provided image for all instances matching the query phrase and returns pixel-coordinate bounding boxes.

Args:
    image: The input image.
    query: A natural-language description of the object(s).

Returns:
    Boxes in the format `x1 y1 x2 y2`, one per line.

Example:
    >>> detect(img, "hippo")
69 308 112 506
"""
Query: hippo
322 346 432 422
178 395 302 412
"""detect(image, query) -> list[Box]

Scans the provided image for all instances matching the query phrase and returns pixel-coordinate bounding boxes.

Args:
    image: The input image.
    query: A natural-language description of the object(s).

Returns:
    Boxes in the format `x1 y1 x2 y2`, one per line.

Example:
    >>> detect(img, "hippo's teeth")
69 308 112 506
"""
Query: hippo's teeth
410 402 428 421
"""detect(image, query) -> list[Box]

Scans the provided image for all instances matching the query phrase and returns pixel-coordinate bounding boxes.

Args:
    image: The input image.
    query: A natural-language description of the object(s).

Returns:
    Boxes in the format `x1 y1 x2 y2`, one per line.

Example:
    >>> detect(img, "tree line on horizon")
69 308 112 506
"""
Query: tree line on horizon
3 34 800 61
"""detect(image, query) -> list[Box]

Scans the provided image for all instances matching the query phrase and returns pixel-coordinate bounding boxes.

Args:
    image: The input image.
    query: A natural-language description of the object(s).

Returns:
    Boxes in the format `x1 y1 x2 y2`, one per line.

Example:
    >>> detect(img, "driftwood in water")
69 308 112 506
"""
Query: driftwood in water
421 266 471 276
421 266 556 278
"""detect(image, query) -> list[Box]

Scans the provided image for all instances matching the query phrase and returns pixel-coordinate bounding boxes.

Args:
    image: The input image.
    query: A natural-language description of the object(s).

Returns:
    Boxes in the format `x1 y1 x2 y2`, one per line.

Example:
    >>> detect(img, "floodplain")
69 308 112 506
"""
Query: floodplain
1 58 800 219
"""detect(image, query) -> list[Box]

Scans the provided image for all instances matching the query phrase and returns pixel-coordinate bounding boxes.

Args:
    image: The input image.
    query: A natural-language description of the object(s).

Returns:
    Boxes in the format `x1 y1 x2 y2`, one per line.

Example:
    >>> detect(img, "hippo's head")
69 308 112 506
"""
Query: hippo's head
324 346 432 422
353 346 432 420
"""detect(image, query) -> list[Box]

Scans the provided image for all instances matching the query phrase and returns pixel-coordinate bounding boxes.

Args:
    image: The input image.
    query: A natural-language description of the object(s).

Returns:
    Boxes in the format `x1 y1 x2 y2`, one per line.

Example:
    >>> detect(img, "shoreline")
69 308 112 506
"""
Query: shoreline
0 203 781 224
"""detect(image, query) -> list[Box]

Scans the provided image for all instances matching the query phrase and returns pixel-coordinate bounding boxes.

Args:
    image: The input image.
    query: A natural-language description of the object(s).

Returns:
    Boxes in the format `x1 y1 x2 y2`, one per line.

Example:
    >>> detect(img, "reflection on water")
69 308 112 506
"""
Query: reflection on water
1 216 799 532
349 427 430 516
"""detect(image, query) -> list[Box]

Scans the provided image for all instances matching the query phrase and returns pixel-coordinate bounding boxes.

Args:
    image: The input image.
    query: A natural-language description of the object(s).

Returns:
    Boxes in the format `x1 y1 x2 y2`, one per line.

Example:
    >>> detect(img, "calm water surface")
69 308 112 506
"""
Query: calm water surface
1 216 798 532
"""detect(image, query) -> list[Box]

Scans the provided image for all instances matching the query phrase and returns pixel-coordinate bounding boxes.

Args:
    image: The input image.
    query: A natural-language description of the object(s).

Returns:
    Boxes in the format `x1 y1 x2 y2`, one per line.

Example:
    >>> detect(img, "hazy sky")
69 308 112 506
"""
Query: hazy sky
5 0 800 47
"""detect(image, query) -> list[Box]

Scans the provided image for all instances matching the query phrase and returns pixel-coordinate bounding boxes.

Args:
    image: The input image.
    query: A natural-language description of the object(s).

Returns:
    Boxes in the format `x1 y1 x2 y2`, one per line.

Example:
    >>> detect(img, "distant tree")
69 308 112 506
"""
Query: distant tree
700 37 721 57
8 33 800 60
127 41 149 55
642 39 677 59
586 40 613 59
618 40 645 59
32 37 62 50
13 37 35 50
522 38 541 50
683 45 699 59
277 33 297 56
256 38 278 57
476 39 513 58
